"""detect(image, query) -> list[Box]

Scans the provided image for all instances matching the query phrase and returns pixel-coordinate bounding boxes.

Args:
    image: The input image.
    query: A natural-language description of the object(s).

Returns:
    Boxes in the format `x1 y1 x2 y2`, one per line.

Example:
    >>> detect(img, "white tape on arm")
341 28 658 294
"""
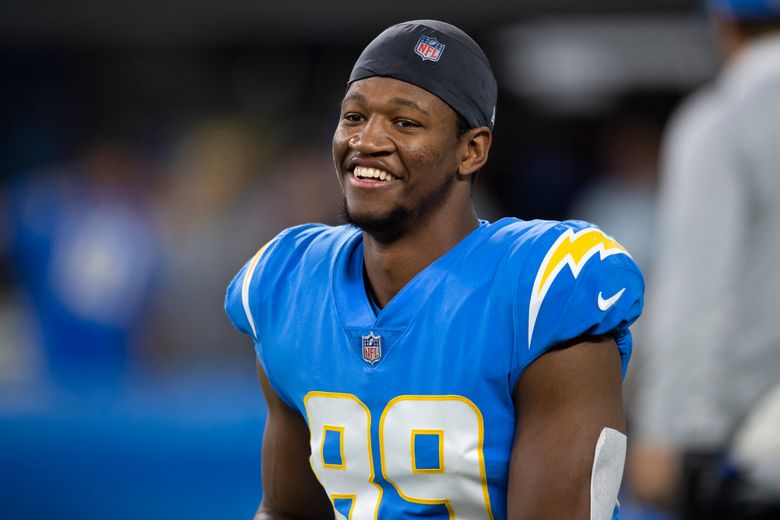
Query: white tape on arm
590 427 627 520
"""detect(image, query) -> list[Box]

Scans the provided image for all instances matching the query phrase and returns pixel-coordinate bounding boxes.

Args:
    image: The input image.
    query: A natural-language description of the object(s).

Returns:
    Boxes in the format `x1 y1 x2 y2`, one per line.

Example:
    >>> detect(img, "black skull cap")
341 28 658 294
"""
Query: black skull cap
348 20 497 130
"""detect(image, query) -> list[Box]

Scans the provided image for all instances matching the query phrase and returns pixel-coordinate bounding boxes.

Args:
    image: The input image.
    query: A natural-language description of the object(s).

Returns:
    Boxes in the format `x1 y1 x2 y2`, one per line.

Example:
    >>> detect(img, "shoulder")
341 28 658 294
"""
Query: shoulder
479 217 561 264
505 219 645 381
481 217 623 251
667 86 721 145
662 85 726 170
490 218 639 277
524 219 641 279
664 63 780 171
224 223 358 339
256 223 357 272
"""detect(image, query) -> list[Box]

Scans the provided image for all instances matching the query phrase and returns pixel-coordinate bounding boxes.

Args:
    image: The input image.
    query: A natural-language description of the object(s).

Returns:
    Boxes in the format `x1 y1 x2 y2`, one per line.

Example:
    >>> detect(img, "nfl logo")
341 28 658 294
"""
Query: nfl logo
361 331 382 366
414 35 445 62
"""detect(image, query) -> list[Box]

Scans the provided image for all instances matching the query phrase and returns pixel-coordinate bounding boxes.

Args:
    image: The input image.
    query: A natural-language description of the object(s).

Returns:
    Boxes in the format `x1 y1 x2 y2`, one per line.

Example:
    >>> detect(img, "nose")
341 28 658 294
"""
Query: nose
349 116 393 154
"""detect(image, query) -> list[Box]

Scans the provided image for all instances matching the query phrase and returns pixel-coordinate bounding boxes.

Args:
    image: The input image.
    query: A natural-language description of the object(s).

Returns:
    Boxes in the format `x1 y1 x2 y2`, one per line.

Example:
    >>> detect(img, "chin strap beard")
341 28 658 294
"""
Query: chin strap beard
339 197 408 241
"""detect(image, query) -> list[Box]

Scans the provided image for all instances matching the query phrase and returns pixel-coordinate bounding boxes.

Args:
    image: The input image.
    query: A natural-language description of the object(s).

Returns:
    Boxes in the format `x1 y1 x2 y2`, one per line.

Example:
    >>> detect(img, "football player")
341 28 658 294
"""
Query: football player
226 20 644 520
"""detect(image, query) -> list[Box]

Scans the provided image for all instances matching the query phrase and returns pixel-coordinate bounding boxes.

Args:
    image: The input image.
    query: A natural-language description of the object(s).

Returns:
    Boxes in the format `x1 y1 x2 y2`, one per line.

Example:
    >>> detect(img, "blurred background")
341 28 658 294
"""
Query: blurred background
0 0 759 518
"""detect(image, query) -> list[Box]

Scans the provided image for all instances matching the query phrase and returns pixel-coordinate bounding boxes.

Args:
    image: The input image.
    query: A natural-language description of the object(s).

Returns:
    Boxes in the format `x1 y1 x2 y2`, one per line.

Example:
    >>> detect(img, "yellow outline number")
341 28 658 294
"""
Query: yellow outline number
304 392 493 519
410 429 444 474
304 392 382 520
321 425 346 470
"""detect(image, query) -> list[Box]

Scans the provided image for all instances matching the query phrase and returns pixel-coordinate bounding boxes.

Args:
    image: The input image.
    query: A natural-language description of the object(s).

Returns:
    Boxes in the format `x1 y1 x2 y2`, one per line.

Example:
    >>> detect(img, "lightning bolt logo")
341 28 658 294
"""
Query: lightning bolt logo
528 228 629 348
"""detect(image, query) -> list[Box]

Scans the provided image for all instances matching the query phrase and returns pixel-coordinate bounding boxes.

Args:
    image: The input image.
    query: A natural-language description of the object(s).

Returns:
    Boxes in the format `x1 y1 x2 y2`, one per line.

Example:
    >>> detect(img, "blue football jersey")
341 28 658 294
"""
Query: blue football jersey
225 218 644 520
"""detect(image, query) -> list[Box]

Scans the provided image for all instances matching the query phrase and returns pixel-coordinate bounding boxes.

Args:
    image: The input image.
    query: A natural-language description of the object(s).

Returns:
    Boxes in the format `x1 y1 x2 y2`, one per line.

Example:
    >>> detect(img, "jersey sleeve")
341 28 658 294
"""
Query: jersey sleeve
224 224 336 410
224 224 330 344
513 221 645 385
224 240 276 342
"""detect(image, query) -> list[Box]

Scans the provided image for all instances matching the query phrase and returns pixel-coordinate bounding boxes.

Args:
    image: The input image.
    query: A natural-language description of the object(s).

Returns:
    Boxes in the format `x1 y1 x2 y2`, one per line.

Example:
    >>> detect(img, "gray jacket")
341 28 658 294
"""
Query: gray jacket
636 34 780 450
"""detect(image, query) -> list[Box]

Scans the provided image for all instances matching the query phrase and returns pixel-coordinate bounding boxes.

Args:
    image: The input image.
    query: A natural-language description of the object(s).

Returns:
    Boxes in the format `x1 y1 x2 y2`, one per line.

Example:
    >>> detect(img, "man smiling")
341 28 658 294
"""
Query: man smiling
226 20 644 520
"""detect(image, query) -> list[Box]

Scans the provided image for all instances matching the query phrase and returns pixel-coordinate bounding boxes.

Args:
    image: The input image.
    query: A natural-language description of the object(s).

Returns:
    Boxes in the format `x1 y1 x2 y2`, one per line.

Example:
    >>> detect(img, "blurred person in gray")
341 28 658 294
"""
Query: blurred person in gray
631 1 780 518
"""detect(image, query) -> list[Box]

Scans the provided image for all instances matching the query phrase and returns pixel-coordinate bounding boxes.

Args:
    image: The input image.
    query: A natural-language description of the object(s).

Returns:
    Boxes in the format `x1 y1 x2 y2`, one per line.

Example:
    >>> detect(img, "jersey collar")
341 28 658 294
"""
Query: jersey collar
331 221 489 335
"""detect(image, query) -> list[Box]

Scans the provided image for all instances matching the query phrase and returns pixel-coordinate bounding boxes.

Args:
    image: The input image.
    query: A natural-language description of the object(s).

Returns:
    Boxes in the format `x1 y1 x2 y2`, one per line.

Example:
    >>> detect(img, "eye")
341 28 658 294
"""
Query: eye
343 113 363 123
395 119 420 129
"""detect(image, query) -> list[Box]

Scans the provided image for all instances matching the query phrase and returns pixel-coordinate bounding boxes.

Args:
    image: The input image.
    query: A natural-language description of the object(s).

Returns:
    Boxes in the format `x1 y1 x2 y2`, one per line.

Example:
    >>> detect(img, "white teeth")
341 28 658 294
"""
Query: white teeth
353 166 395 181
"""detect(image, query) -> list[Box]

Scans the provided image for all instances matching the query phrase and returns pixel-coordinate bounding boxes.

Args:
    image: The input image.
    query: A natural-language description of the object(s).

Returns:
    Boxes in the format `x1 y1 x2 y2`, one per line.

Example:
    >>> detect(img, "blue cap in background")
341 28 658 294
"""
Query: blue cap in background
709 0 780 19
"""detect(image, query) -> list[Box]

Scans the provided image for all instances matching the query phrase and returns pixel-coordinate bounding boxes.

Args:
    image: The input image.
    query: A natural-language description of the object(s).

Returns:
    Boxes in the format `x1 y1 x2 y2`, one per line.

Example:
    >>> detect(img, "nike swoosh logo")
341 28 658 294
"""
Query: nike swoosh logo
598 288 626 311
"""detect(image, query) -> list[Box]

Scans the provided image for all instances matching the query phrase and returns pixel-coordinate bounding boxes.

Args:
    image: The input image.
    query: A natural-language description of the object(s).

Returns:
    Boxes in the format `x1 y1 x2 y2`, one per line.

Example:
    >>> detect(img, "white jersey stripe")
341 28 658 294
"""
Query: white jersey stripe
242 243 270 340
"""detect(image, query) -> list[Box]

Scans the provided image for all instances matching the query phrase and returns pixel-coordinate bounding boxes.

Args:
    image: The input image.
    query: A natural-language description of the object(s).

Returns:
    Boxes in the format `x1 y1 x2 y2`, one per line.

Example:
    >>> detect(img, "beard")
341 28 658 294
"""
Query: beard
341 171 457 243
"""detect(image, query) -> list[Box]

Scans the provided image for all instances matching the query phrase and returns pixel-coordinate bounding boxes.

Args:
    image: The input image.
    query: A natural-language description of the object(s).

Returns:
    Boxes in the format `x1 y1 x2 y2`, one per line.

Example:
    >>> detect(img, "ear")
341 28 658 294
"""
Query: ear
457 127 492 178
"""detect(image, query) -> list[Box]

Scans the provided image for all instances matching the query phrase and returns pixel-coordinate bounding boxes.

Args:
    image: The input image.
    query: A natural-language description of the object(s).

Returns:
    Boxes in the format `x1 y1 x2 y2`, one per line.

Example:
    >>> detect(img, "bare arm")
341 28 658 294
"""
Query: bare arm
508 336 626 520
254 359 333 520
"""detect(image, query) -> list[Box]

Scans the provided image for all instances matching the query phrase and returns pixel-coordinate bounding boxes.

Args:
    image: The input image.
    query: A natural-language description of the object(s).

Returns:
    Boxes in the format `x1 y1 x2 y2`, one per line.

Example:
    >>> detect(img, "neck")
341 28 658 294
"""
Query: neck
362 198 479 307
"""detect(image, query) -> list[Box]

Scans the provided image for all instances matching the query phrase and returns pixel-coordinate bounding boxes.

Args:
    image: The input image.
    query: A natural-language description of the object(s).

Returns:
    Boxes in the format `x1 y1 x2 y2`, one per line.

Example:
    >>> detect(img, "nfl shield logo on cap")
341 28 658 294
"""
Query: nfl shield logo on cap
361 331 382 365
414 35 446 62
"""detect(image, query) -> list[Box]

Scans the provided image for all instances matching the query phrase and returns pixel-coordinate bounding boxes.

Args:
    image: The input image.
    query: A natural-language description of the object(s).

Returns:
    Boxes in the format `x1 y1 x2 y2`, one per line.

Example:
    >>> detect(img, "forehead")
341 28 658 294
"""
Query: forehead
342 76 456 118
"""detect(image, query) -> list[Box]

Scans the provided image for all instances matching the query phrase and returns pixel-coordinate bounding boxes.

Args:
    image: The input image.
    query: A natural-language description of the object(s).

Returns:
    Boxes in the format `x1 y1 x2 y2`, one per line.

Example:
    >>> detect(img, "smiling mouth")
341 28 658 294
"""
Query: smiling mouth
352 165 399 182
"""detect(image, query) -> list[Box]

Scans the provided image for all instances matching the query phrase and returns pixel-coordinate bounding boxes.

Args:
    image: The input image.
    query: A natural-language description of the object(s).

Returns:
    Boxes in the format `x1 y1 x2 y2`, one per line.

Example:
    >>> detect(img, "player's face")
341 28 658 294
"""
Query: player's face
333 76 463 240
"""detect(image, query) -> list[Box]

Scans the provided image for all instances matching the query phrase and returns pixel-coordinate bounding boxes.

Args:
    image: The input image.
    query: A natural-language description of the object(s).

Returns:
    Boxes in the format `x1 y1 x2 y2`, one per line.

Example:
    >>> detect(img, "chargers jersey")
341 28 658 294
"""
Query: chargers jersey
225 217 644 520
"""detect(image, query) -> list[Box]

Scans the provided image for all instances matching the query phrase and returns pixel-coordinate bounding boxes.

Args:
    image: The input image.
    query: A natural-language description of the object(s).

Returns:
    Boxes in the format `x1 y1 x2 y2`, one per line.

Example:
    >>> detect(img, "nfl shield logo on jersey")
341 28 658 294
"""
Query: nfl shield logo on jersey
414 35 445 62
361 331 382 365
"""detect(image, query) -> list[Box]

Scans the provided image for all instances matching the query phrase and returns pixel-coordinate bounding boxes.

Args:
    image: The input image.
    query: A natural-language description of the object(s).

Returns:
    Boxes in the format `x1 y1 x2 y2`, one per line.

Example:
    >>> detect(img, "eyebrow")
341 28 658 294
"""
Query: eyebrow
342 92 366 105
388 97 429 115
341 92 430 116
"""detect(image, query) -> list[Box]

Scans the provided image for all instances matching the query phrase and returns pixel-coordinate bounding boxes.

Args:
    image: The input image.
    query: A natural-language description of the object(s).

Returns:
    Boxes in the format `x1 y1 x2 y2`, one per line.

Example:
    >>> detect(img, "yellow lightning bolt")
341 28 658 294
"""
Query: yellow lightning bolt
534 229 626 300
528 228 629 348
